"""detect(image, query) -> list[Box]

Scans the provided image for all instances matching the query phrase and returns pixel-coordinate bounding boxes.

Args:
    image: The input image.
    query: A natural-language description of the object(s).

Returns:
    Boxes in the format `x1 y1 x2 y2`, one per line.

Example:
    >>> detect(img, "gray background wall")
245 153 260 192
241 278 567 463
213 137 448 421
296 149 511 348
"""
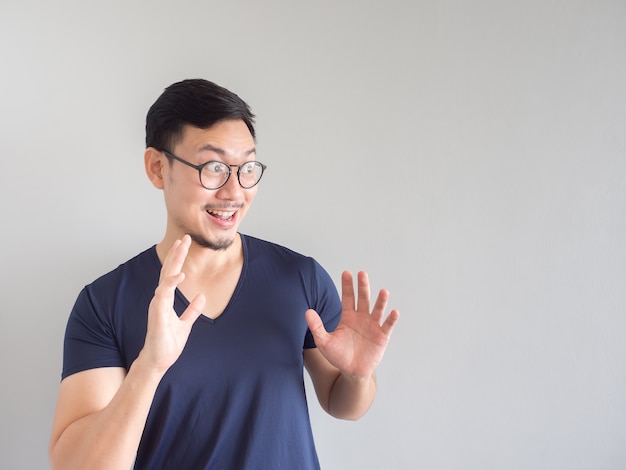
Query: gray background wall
1 1 625 469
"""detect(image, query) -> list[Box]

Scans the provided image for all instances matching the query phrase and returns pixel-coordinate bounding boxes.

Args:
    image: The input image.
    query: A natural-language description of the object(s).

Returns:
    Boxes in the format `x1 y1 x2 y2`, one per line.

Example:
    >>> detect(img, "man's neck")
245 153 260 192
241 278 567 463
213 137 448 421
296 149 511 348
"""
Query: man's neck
156 233 243 276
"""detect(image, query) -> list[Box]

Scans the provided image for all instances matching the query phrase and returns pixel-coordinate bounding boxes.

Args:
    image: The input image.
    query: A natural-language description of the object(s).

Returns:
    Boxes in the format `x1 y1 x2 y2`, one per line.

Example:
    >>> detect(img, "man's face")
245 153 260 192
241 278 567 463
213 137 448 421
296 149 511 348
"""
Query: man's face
162 119 258 250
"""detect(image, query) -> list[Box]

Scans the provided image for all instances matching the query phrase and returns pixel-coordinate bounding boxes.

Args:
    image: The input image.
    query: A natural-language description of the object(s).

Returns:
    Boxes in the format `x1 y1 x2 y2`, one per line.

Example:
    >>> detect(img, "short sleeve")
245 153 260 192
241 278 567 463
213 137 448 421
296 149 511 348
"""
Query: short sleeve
303 260 342 349
61 286 125 380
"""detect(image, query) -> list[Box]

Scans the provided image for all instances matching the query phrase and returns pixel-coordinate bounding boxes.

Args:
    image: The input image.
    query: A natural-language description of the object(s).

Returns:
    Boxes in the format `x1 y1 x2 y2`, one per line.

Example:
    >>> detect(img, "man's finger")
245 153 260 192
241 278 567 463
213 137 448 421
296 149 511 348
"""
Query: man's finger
180 293 206 325
305 309 329 345
356 271 371 314
381 309 400 336
371 288 390 323
159 235 191 282
341 271 356 313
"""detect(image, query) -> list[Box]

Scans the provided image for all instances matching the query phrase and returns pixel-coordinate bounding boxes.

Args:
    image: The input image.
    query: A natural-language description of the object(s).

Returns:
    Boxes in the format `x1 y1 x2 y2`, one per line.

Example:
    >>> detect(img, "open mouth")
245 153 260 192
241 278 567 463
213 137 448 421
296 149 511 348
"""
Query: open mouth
207 209 236 221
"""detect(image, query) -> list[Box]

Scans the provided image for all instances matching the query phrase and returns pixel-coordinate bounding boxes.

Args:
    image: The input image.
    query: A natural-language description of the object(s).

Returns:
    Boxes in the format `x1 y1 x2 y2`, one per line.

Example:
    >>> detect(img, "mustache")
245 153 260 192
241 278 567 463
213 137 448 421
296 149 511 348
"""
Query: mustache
203 203 244 211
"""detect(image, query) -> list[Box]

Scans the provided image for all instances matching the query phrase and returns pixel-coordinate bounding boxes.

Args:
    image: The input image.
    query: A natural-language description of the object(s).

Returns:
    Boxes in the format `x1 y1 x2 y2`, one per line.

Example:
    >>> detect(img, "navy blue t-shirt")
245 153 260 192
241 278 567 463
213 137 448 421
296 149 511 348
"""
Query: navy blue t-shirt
62 234 342 469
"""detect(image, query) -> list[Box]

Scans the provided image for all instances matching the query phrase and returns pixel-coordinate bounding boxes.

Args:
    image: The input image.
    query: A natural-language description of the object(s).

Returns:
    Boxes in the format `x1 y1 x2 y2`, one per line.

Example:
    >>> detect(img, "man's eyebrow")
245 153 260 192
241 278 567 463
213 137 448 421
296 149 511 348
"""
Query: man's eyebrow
198 144 256 156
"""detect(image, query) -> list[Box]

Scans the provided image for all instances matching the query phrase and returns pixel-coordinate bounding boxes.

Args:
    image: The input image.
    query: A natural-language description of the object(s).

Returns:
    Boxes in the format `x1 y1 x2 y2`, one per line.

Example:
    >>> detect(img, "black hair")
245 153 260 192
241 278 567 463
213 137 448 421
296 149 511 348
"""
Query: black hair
145 79 256 151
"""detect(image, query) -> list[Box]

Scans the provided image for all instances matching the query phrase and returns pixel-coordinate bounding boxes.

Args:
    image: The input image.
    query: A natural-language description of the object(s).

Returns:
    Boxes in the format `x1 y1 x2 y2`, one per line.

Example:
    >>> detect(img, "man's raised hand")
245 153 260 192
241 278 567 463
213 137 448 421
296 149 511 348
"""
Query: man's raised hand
140 235 205 375
305 271 399 380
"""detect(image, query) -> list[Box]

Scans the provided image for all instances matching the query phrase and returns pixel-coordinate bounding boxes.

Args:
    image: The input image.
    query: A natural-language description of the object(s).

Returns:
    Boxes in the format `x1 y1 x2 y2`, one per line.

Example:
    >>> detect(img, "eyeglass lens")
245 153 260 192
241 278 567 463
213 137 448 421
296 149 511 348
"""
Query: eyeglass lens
201 161 264 189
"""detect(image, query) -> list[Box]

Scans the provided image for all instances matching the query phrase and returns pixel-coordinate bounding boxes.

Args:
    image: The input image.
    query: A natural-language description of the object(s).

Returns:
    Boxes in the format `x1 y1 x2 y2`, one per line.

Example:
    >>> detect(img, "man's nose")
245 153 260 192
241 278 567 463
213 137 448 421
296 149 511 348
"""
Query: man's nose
216 168 244 197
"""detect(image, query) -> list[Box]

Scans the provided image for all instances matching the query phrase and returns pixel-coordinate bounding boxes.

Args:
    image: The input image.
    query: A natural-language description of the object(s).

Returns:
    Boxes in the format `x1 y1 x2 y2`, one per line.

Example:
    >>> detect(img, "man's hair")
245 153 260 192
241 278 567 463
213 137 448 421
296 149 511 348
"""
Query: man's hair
145 79 256 151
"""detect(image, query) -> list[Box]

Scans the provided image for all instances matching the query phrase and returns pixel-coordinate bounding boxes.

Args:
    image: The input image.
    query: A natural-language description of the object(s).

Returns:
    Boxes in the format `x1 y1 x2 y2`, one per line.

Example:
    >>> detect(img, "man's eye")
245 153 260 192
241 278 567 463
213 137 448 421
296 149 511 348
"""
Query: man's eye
241 162 255 174
206 162 227 173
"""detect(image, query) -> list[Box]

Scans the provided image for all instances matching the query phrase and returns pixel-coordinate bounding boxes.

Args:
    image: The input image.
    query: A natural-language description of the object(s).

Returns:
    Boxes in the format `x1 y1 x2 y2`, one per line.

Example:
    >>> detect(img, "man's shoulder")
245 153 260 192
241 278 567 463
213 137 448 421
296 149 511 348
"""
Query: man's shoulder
86 246 159 292
242 234 312 262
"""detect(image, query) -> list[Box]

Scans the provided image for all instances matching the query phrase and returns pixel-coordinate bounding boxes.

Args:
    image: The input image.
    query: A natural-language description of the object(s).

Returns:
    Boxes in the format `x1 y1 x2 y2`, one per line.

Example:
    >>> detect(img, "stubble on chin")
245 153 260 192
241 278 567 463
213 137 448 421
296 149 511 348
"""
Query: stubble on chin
188 233 235 251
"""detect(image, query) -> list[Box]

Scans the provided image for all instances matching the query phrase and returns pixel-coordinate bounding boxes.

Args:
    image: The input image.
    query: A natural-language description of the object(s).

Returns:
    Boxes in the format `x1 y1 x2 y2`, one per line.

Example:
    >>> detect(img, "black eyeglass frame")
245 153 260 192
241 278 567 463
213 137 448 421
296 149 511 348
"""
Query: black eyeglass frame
162 150 267 190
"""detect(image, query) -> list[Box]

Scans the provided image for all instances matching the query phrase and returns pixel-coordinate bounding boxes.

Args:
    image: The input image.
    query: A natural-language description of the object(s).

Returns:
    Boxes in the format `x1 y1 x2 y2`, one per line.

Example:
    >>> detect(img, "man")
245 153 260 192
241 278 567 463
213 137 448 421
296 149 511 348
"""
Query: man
49 79 399 469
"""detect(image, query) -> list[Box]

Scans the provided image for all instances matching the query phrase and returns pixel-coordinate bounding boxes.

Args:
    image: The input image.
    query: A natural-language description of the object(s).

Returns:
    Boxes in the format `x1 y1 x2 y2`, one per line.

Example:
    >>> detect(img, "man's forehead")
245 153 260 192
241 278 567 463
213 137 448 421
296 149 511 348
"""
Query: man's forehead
176 120 256 161
179 121 256 155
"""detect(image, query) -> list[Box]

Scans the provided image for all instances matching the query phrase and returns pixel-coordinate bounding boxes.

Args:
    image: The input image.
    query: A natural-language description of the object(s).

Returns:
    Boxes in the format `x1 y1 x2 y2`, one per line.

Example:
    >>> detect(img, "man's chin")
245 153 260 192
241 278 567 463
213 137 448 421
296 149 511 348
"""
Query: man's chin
189 233 235 251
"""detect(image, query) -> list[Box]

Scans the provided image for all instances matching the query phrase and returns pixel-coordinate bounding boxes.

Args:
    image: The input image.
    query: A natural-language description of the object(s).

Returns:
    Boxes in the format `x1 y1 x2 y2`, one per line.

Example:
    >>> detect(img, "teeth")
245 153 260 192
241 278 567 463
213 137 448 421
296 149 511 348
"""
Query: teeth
209 210 235 218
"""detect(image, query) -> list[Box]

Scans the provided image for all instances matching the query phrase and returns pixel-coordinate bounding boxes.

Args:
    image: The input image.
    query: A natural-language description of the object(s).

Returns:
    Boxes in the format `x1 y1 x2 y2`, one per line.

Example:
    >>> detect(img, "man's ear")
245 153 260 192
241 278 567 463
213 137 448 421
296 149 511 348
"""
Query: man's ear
144 147 166 189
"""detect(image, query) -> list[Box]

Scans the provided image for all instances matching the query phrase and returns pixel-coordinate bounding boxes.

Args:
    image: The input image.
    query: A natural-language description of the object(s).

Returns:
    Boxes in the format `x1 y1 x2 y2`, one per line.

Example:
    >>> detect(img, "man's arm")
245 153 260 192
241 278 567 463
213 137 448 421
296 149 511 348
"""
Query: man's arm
304 271 399 420
49 236 205 470
304 348 377 420
49 363 162 469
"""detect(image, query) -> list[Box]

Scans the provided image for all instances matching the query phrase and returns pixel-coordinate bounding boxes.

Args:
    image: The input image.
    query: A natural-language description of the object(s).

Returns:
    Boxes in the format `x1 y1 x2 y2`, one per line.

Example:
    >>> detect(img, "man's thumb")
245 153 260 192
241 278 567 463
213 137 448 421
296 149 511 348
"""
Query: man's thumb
305 309 328 343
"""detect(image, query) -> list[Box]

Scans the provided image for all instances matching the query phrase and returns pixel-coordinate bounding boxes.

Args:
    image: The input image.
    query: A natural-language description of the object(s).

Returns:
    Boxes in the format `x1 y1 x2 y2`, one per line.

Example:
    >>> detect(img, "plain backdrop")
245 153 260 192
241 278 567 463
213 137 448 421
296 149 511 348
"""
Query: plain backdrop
1 1 625 469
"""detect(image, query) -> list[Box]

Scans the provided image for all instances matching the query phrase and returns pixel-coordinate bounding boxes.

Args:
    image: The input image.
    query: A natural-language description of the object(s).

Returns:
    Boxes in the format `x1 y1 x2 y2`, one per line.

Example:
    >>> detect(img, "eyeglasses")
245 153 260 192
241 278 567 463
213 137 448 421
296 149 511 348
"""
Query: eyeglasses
162 150 267 190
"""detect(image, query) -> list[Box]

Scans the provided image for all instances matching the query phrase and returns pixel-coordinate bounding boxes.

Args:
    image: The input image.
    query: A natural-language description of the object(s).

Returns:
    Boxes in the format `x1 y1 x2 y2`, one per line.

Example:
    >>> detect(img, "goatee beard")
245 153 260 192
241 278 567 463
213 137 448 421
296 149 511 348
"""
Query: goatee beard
189 233 235 251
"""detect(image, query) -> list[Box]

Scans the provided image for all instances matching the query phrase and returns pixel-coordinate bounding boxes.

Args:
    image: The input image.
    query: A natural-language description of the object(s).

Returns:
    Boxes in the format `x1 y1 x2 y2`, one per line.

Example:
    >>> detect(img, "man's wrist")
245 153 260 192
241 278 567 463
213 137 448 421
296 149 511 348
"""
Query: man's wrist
131 350 170 384
340 371 376 386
